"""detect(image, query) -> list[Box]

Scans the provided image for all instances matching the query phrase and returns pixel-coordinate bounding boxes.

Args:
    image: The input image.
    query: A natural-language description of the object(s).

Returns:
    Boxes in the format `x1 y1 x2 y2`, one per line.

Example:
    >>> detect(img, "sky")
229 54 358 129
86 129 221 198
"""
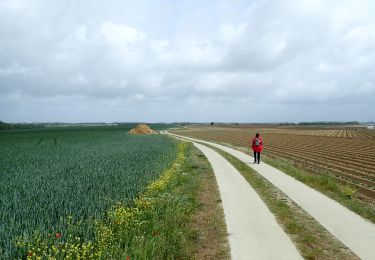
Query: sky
0 0 374 123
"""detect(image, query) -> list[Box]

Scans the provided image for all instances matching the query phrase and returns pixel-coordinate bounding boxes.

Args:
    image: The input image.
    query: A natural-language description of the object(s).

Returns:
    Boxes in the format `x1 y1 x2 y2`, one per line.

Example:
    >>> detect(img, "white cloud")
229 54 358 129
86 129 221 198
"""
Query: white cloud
0 0 29 11
218 23 247 44
0 62 41 78
356 81 375 94
315 62 332 73
101 22 145 45
0 0 374 122
68 74 88 85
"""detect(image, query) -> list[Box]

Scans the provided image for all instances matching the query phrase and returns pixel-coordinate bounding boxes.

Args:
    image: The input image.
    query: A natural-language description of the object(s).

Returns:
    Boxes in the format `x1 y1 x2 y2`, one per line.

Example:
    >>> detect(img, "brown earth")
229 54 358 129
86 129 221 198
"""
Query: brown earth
129 124 157 134
173 125 375 202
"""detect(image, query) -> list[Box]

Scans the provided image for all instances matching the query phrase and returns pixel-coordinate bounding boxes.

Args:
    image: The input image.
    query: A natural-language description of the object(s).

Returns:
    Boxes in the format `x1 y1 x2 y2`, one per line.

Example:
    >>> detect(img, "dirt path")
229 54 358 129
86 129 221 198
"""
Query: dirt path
167 133 302 259
169 133 375 260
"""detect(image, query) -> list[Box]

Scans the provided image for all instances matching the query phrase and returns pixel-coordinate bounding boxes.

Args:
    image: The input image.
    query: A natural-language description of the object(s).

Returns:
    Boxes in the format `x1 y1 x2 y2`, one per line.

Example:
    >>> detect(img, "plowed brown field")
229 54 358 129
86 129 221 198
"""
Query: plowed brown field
174 126 375 201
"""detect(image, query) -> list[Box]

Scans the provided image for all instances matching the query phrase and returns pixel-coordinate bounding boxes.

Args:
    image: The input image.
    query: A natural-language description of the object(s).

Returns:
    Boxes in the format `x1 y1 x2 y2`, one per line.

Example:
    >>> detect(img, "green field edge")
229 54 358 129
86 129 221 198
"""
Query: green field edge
203 143 359 259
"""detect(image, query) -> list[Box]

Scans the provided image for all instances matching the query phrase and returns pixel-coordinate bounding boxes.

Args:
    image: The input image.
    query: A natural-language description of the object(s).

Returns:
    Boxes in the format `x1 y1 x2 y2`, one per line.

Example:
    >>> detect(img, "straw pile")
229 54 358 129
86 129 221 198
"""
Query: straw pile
129 124 157 134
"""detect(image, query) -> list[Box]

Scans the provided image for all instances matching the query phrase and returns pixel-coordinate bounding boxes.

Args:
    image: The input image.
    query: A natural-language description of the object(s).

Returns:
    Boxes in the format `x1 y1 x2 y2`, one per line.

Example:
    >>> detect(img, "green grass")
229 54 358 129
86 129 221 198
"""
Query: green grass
263 157 375 223
209 146 358 259
0 127 178 258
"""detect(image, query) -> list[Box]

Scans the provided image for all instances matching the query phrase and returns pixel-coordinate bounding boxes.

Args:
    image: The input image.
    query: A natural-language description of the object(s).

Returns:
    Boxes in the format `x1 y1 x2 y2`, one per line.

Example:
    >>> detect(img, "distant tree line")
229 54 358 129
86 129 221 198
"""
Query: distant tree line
298 121 360 126
0 121 46 130
279 122 297 126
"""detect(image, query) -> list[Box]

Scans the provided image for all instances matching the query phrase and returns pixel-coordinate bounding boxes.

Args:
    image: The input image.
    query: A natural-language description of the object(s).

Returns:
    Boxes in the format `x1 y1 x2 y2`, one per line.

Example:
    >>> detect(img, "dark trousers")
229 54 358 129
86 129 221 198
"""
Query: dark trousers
253 151 261 163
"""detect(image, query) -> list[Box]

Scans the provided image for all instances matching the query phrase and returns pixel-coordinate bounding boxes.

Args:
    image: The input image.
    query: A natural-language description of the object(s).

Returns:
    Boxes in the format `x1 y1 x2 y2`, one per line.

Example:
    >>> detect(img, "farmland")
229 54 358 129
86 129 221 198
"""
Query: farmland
174 125 375 201
0 126 178 258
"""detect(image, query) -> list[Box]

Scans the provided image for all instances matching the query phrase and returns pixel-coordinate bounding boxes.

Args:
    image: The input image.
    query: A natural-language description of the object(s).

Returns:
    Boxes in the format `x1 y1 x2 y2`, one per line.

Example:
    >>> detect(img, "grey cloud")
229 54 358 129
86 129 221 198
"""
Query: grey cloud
0 0 374 122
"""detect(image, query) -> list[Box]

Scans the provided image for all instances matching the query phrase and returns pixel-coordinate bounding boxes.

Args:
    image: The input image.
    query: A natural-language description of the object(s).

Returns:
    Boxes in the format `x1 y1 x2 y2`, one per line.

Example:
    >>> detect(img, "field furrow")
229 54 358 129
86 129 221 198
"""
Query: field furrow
176 126 375 201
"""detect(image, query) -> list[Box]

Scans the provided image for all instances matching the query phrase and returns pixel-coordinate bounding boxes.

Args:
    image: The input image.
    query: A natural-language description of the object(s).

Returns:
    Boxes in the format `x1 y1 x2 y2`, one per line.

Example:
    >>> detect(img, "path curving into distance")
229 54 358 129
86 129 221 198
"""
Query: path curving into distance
167 132 302 260
167 132 375 260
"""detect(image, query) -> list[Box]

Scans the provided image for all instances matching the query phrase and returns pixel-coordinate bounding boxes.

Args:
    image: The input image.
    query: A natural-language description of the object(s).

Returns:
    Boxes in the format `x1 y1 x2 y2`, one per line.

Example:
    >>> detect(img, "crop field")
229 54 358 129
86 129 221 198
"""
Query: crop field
273 128 375 139
267 128 375 138
0 126 177 258
175 125 375 201
218 125 375 139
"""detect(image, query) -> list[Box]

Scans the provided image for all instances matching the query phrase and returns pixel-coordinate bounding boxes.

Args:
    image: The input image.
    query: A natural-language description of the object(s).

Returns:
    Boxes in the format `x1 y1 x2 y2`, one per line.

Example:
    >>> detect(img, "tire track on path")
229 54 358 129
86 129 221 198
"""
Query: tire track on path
168 132 375 260
167 132 302 260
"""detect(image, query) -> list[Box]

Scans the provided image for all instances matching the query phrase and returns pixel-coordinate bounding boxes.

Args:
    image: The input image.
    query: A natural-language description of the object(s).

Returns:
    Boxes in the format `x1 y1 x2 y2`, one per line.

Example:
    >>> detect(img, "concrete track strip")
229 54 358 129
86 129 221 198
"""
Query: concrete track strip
168 133 375 260
190 142 302 259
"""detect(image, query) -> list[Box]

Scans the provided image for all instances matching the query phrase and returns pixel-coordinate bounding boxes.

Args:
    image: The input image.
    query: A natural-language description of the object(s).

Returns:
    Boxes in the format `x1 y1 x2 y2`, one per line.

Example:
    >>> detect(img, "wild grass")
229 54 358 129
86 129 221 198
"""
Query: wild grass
188 146 230 259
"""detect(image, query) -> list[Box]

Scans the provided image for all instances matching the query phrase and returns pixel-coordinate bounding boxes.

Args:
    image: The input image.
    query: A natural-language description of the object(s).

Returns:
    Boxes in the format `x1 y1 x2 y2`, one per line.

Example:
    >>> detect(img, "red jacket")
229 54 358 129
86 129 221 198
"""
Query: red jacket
252 136 263 152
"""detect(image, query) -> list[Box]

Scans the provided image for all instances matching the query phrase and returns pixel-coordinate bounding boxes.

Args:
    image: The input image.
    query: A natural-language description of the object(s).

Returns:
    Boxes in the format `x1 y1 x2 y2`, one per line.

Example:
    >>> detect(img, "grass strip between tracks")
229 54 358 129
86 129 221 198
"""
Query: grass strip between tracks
206 144 358 260
18 142 229 259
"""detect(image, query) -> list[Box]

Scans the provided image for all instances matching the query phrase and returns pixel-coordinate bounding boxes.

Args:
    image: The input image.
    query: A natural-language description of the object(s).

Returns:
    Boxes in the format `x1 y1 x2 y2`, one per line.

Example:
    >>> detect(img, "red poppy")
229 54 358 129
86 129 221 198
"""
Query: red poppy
55 233 62 239
27 251 33 257
126 256 130 260
152 231 160 237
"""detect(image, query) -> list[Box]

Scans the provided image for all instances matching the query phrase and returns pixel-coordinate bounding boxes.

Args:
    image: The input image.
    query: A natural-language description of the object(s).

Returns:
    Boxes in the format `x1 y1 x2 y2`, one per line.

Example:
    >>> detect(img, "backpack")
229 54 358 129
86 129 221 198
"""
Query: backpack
255 138 260 146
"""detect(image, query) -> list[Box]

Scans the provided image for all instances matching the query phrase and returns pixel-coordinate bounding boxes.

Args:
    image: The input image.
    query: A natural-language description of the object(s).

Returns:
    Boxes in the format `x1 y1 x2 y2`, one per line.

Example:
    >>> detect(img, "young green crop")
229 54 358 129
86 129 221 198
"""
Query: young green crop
0 126 177 258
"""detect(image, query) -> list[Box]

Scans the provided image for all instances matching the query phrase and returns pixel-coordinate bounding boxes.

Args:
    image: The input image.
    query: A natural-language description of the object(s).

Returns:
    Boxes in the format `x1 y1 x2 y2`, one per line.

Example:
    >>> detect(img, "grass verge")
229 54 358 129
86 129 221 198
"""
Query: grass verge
18 142 229 259
209 145 358 260
262 157 375 224
188 144 230 259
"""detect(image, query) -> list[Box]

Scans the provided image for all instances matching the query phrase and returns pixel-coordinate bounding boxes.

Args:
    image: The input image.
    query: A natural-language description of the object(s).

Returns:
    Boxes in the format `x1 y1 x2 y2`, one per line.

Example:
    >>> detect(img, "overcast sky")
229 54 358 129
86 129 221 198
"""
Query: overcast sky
0 0 374 123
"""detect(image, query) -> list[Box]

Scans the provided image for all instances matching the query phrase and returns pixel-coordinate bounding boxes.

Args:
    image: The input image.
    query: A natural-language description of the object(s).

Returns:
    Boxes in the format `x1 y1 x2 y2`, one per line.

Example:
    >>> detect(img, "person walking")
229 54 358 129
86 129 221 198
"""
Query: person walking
252 133 263 164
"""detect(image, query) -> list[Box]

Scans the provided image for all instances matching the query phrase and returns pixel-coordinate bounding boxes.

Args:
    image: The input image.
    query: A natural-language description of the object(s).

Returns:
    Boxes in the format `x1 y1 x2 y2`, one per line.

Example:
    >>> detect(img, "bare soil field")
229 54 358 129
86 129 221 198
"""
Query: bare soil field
174 125 375 201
